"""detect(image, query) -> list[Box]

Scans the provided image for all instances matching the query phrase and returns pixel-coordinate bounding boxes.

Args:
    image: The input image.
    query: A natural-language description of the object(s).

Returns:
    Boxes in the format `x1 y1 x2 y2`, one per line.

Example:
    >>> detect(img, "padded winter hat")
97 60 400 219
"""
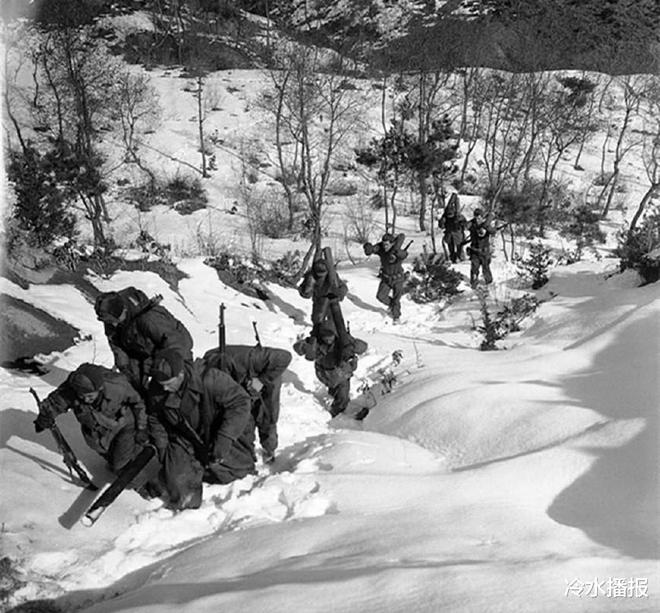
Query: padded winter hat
68 364 104 397
473 208 483 217
312 259 328 275
95 292 125 321
150 349 185 382
381 233 394 243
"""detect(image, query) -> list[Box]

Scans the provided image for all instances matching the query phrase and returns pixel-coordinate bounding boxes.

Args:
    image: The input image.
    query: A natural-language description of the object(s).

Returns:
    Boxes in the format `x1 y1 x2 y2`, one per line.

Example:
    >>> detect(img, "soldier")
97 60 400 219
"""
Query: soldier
438 194 468 263
298 257 348 335
293 321 368 417
363 232 408 322
33 364 158 491
147 349 256 508
94 287 193 394
202 344 292 464
465 208 495 288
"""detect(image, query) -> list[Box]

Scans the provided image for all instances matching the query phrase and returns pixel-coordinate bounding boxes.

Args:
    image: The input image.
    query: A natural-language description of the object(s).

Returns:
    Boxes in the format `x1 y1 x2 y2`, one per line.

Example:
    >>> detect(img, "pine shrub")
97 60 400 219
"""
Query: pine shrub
405 251 464 303
476 290 540 351
7 146 77 248
515 242 553 289
476 287 502 351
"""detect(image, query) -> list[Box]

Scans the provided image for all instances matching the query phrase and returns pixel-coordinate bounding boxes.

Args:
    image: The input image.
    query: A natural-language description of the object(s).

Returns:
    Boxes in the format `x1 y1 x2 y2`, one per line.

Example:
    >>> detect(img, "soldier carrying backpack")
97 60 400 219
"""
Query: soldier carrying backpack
94 287 193 394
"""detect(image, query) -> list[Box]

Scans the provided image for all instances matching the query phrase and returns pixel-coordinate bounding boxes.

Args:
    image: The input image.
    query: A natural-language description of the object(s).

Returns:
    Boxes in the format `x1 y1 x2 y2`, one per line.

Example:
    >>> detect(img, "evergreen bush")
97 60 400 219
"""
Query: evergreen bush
515 242 553 289
405 250 464 303
7 146 78 248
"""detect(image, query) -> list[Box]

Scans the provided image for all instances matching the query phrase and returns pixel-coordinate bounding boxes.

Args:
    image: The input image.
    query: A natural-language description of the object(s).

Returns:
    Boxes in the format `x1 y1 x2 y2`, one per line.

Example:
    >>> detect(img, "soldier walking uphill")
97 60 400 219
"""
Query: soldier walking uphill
465 208 505 288
438 194 468 264
33 364 160 494
94 287 193 394
294 321 368 417
146 349 256 509
203 344 292 464
363 233 408 322
298 257 348 335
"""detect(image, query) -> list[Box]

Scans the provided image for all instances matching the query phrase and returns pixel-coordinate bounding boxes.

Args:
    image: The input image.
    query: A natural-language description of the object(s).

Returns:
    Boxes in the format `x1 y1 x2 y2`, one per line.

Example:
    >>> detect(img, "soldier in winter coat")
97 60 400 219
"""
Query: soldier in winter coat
94 287 193 393
203 344 293 463
438 194 468 263
465 208 494 287
293 322 368 417
363 232 408 321
298 258 348 335
33 364 155 480
147 349 255 509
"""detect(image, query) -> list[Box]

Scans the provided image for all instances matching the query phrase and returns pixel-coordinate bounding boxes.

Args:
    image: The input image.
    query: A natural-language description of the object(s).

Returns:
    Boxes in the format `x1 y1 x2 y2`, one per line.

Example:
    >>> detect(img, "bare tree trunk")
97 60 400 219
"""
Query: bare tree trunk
197 76 208 177
628 184 658 239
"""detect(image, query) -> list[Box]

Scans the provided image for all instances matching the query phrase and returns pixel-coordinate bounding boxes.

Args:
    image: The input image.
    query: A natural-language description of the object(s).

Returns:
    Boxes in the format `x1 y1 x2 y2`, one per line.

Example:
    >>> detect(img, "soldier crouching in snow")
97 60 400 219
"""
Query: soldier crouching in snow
94 287 194 394
363 232 408 322
146 349 256 509
33 363 161 495
203 344 292 464
294 321 368 417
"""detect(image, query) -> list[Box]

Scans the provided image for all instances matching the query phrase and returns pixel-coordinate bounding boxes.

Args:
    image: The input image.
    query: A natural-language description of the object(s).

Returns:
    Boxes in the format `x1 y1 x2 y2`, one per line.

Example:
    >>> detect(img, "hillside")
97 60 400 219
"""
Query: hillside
1 3 659 612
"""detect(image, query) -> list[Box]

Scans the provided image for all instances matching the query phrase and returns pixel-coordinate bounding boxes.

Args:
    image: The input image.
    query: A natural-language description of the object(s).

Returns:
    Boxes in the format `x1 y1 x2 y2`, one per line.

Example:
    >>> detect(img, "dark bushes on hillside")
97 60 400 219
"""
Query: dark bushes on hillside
7 146 78 248
120 32 253 71
405 250 464 303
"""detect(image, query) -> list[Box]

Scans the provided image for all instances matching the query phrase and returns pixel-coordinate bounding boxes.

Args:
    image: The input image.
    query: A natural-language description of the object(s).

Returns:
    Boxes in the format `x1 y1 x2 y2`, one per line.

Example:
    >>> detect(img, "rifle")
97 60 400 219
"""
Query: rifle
81 445 156 527
119 293 163 326
252 321 262 347
403 240 413 251
29 388 98 491
218 303 226 351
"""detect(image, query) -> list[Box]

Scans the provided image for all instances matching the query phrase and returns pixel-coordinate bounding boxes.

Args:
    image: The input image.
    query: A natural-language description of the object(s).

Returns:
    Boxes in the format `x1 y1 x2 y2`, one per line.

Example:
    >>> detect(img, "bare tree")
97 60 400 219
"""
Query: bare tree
628 81 660 239
535 75 596 233
476 71 537 216
116 70 162 189
12 24 126 247
263 44 364 276
597 75 649 218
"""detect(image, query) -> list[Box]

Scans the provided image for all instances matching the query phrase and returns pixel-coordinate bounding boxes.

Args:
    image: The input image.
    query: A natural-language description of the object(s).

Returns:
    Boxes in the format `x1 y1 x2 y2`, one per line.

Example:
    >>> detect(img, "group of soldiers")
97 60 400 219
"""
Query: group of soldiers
438 194 503 288
32 241 403 511
34 286 292 511
31 204 492 513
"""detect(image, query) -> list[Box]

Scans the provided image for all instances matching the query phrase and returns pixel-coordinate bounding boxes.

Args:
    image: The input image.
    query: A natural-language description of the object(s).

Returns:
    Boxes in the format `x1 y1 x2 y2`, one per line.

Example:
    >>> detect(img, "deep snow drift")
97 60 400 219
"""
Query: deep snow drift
1 253 658 613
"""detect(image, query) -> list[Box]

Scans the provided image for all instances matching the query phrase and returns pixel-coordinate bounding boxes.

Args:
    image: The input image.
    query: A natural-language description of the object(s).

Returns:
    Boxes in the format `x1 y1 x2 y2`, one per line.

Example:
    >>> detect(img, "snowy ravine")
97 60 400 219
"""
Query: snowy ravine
0 255 658 613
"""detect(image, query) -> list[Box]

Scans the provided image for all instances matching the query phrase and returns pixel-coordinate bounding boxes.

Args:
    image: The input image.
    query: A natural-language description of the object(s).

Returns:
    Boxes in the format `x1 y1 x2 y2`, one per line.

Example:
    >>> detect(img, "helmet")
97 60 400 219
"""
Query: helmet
473 208 483 217
95 292 125 322
150 349 185 382
381 233 394 243
68 364 104 397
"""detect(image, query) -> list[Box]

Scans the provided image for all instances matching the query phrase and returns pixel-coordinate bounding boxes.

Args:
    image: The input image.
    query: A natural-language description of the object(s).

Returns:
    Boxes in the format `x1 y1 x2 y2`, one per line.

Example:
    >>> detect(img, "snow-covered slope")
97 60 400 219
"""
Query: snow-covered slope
1 254 657 612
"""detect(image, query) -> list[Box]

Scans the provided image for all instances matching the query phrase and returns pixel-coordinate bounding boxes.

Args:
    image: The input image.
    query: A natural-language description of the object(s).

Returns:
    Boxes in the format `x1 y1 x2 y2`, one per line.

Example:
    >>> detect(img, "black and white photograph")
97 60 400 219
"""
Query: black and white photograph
1 1 658 611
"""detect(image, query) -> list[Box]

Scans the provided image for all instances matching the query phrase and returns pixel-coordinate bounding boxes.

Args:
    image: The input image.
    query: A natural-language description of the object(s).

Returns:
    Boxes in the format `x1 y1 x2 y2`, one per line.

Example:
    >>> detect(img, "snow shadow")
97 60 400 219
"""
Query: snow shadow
0 408 108 487
262 292 308 326
548 311 660 559
346 291 386 314
46 552 488 612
